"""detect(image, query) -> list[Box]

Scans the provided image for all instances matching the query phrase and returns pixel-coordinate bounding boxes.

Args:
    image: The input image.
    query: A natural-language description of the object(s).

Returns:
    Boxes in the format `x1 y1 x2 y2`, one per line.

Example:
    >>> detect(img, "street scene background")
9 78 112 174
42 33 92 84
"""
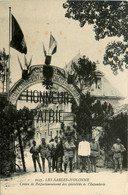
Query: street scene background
0 1 128 195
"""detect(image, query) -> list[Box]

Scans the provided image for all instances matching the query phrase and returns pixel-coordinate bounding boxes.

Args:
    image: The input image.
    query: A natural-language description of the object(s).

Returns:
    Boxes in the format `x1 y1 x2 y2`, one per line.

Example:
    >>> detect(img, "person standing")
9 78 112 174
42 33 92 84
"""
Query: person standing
90 138 100 172
55 137 64 173
39 138 52 173
49 138 57 172
78 136 91 173
112 138 126 173
30 140 42 172
63 136 76 173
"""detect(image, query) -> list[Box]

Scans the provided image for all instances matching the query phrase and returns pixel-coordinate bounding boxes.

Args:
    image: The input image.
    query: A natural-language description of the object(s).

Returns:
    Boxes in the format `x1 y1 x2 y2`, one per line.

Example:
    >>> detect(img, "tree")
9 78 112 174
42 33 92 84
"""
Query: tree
103 41 128 74
0 49 9 92
68 55 113 138
72 93 93 137
0 97 35 176
72 93 113 139
92 100 114 126
68 55 97 92
63 1 128 73
0 97 18 176
99 112 127 167
17 107 35 148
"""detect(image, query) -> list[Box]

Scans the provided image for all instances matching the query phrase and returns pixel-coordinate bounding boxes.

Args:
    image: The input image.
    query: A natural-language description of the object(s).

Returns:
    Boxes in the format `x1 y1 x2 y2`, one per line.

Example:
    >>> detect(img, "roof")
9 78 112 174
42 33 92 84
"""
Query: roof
65 52 82 69
65 53 124 99
109 104 128 119
90 77 123 99
114 104 128 115
103 77 123 98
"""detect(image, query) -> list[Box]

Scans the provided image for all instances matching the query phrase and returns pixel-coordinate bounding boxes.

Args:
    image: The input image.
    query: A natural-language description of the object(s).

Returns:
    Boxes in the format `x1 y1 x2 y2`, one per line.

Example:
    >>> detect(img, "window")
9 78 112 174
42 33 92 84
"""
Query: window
96 78 101 89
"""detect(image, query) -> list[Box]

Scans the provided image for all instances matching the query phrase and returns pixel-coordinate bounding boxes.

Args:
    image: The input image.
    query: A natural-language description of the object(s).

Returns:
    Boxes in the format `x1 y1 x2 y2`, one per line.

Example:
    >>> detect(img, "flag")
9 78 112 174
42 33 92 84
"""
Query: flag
10 14 27 54
24 55 28 68
49 34 57 55
42 42 47 57
28 56 33 68
24 55 32 70
17 56 23 70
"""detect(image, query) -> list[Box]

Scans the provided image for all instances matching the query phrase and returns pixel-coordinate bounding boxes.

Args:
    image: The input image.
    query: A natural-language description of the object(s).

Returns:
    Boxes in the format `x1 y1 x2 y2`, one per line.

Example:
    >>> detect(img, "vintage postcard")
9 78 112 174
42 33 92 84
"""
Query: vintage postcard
0 0 128 195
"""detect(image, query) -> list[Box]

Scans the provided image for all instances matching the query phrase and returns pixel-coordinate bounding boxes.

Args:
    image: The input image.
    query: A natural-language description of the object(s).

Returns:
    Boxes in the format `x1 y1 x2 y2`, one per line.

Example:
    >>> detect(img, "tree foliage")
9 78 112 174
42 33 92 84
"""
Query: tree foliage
103 41 128 74
99 112 127 167
72 93 113 138
68 55 97 92
0 97 35 175
63 1 128 73
17 107 35 147
69 56 113 138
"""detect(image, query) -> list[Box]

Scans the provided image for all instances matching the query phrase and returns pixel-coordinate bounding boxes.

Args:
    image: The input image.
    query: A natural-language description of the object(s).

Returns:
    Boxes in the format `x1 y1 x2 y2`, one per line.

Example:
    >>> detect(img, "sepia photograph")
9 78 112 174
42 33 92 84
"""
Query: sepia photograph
0 0 128 195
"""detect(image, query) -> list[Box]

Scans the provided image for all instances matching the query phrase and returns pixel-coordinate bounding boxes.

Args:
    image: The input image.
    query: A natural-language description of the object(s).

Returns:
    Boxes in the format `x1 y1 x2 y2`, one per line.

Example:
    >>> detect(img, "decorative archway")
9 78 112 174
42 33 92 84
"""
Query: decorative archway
9 65 80 106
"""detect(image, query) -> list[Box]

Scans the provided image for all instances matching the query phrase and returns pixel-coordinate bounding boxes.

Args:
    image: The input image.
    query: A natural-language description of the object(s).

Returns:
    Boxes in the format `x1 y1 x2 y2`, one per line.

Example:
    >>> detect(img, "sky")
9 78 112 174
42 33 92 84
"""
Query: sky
0 0 127 102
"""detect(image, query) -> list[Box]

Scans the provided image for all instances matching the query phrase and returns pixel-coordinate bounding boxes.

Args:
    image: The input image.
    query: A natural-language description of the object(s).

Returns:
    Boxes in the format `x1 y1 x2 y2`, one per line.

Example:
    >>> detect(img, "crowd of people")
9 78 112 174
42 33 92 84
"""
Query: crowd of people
30 129 126 174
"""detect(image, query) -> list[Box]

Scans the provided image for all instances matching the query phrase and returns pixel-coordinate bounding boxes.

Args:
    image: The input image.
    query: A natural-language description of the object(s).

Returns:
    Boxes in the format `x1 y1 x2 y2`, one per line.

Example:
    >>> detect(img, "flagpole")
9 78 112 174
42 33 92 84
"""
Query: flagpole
7 7 11 96
24 54 25 68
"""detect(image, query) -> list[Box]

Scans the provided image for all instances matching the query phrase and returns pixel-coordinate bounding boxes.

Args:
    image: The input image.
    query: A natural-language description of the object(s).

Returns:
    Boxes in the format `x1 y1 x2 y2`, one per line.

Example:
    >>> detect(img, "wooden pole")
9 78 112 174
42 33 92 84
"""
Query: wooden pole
17 127 26 172
7 7 11 95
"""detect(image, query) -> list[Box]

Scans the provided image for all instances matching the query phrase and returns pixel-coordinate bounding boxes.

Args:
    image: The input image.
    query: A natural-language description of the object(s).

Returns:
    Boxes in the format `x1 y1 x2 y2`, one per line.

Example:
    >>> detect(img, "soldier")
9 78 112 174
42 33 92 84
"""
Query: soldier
55 137 64 173
39 138 52 173
30 140 42 172
63 136 76 173
49 138 57 172
78 136 91 173
90 138 100 172
112 138 126 173
52 136 58 172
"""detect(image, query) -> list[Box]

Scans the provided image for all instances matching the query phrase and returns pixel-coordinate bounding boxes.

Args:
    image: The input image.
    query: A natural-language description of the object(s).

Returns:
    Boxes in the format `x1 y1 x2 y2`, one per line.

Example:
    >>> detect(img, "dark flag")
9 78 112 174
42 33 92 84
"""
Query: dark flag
10 14 27 54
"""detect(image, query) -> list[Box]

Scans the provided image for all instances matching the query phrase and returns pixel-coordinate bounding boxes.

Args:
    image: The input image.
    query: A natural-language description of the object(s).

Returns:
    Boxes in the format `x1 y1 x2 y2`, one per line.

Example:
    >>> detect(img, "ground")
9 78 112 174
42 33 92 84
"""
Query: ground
1 150 128 195
1 169 128 195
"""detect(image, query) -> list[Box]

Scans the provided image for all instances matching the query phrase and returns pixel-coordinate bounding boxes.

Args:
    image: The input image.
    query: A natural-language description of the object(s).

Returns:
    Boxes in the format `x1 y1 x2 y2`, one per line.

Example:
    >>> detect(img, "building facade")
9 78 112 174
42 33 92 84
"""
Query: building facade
33 86 75 145
33 53 125 144
65 52 124 110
